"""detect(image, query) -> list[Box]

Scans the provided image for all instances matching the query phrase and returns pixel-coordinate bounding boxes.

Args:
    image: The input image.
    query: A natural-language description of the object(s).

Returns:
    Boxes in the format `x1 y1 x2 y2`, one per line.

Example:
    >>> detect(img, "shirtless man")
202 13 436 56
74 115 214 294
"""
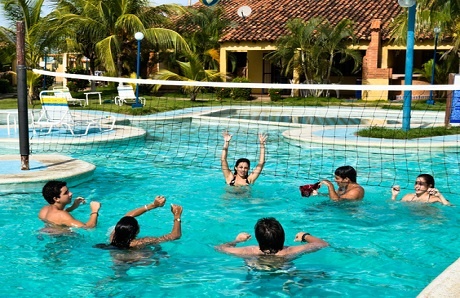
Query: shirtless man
38 180 101 229
321 165 365 201
215 217 328 259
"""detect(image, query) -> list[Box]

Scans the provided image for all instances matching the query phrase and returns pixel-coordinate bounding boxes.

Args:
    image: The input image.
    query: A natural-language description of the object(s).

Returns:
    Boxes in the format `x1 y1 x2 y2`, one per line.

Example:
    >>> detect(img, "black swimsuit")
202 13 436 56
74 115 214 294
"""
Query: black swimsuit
229 176 250 186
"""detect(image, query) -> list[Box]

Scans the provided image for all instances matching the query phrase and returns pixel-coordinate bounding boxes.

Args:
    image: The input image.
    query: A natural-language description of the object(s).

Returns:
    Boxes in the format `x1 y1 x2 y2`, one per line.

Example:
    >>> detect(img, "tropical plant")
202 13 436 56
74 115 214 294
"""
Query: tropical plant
389 0 460 72
153 52 226 101
66 66 89 91
175 6 233 71
230 77 252 100
1 0 54 102
49 0 190 79
268 88 282 101
414 53 459 98
266 17 361 97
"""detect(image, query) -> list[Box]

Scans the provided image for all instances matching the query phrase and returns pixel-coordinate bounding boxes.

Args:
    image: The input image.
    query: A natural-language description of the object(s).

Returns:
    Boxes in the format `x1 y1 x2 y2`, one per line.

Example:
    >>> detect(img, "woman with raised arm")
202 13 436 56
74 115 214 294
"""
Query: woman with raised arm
391 174 451 206
98 195 182 250
221 131 267 186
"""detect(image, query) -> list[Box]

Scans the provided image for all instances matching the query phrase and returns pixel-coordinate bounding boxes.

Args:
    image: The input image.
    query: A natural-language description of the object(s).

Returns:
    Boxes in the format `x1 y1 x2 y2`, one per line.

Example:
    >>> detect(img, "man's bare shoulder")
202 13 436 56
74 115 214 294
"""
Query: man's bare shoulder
38 206 73 226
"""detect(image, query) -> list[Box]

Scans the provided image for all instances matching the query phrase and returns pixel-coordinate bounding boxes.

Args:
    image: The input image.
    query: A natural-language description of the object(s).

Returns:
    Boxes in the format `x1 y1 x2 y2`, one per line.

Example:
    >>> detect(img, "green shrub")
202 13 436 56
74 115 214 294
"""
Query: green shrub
215 87 231 100
66 81 78 93
0 79 12 93
66 67 89 91
269 88 282 101
231 77 252 100
0 71 15 86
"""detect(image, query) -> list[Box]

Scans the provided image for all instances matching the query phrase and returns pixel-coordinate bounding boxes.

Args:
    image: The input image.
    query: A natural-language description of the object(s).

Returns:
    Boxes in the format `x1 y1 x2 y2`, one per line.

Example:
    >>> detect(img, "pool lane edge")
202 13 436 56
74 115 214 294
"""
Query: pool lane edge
0 154 95 194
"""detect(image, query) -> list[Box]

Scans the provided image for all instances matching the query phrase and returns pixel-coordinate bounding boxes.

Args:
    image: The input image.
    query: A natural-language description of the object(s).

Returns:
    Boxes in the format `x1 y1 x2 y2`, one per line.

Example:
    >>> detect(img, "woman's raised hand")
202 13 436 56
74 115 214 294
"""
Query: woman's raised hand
153 195 166 208
222 130 232 142
258 133 268 145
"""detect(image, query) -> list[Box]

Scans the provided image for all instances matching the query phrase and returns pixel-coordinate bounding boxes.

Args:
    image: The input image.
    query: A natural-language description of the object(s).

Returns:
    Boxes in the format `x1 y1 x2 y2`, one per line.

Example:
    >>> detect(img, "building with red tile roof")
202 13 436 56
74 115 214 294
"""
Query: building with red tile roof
195 0 451 100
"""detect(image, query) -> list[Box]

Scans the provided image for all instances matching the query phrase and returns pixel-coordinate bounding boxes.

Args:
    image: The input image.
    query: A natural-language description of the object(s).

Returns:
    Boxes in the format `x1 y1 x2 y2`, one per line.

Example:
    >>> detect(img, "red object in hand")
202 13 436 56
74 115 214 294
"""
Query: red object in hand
299 182 321 197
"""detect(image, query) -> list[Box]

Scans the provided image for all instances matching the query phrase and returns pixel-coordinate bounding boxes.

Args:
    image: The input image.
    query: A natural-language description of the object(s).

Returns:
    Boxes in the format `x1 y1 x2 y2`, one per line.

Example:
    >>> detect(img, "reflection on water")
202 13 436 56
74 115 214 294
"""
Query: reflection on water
222 185 252 199
244 255 296 272
95 244 168 277
404 203 447 225
37 231 84 266
241 257 329 297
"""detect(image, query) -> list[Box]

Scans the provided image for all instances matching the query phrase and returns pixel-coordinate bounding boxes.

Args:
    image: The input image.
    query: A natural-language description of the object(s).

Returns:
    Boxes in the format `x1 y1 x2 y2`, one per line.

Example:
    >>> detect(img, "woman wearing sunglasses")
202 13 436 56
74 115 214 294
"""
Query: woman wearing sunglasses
391 174 451 205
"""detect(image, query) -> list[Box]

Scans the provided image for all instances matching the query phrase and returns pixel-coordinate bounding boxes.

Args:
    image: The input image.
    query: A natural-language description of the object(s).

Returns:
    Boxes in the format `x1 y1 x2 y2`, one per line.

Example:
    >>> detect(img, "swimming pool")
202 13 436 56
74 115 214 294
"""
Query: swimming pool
0 121 458 297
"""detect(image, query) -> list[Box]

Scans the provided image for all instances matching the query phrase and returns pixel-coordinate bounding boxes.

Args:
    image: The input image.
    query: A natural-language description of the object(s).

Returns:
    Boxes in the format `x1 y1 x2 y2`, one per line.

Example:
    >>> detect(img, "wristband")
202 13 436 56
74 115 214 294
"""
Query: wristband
90 212 98 216
144 205 148 211
301 233 311 242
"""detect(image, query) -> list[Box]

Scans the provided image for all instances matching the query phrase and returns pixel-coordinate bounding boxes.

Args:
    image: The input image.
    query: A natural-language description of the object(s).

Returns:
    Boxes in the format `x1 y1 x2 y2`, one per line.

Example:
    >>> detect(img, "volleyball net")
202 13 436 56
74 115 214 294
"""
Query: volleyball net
26 70 460 193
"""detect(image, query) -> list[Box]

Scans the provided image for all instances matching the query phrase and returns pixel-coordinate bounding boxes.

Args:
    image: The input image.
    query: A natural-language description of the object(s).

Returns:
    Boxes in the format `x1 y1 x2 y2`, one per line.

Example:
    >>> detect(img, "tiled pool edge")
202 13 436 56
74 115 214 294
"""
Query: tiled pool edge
418 258 460 297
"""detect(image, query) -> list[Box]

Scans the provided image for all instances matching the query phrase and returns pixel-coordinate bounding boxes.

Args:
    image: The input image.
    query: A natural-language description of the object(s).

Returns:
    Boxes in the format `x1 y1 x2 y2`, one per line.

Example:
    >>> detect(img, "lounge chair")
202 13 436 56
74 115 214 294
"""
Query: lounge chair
53 87 86 106
32 91 116 136
114 84 146 106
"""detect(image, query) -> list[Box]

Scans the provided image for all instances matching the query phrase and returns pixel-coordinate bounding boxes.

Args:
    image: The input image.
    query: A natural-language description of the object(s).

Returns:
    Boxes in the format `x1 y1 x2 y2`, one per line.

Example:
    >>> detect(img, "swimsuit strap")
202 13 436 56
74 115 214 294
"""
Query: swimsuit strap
229 175 249 186
229 176 236 186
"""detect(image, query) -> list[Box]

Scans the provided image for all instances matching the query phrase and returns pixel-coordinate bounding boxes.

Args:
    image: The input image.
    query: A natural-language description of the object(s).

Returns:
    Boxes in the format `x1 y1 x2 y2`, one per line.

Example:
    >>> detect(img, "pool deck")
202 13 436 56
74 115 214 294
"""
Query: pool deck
417 258 460 297
0 154 96 193
0 106 459 293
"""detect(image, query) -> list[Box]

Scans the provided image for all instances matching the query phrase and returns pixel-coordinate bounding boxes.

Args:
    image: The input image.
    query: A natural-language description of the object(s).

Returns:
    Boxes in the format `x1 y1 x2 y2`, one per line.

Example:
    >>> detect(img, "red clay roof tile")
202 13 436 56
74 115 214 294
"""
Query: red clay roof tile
195 0 405 42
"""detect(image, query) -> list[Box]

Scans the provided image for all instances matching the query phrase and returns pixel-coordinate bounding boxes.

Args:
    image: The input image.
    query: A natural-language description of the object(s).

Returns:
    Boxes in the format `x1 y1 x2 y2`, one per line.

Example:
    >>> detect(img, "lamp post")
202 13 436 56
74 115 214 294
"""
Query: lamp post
43 47 48 90
399 0 416 131
427 27 441 105
133 32 144 108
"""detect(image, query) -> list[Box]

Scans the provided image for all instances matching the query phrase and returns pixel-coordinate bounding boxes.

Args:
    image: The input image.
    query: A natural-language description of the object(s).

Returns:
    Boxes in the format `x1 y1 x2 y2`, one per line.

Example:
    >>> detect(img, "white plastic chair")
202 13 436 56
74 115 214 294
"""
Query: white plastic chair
114 84 145 106
32 91 116 136
53 87 86 106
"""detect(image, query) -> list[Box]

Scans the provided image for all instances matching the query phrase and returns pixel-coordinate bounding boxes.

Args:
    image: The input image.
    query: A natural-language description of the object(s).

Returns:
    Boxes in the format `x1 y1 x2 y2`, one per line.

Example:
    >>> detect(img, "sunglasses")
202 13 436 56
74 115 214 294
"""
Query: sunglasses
414 181 427 186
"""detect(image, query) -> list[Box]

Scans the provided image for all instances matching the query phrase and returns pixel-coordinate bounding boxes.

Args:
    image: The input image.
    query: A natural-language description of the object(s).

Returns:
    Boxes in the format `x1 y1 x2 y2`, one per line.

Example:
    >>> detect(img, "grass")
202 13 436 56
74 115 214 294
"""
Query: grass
0 88 454 139
357 126 460 139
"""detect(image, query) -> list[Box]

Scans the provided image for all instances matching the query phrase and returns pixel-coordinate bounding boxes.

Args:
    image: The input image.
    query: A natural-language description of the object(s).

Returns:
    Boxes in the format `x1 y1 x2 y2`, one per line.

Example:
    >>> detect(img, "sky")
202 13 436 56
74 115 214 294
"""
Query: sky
0 0 197 28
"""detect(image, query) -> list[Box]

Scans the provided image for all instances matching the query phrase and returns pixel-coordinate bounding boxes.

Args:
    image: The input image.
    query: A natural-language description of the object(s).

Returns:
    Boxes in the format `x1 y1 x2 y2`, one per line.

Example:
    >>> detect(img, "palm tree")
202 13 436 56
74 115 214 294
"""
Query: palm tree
389 0 460 72
265 18 322 84
317 18 361 84
266 17 361 97
175 6 233 71
153 52 227 101
49 0 191 77
1 0 52 103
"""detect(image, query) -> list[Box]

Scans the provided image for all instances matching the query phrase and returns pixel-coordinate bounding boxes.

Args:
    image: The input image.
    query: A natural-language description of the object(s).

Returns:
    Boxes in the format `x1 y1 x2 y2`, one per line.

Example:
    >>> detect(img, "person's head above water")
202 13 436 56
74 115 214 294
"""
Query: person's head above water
335 166 357 183
42 180 68 204
111 216 140 249
234 158 251 176
416 174 435 188
254 217 285 254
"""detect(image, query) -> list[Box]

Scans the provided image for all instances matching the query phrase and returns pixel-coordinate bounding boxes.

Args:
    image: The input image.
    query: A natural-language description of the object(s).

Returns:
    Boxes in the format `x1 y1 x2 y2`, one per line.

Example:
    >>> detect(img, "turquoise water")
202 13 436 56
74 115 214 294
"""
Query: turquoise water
0 121 459 297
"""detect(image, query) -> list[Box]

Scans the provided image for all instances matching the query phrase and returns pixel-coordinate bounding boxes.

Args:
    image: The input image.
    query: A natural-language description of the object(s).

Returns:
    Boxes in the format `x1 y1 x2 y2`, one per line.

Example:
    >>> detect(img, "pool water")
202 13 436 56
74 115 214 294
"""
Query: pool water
0 121 458 297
